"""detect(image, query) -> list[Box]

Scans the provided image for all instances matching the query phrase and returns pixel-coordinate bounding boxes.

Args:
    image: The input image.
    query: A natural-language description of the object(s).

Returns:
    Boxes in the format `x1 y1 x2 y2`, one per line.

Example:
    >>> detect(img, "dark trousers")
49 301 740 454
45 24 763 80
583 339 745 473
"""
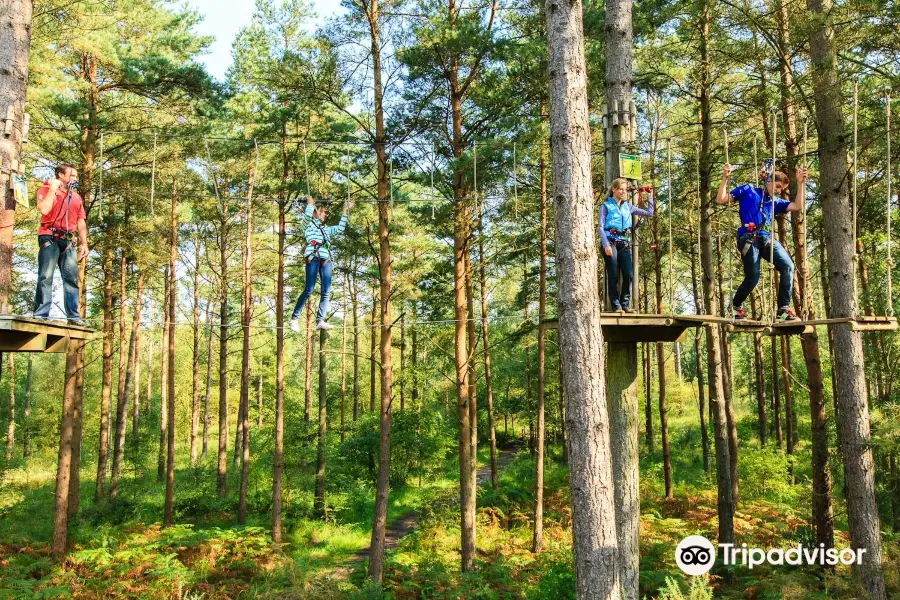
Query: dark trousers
291 257 333 322
732 234 795 311
34 235 80 320
603 241 633 310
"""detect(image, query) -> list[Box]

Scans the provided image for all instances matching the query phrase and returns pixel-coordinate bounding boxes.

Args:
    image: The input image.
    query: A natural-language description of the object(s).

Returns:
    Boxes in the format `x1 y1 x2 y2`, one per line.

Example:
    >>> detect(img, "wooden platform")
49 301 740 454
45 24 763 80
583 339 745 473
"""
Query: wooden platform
541 314 898 342
543 313 709 343
0 315 98 353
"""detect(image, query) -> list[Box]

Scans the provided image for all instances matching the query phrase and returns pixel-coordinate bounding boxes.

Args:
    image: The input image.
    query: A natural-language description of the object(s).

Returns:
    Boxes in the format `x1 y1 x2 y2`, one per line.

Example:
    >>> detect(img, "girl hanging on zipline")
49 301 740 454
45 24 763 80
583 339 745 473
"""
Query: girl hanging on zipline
598 179 655 312
715 161 807 321
289 195 354 332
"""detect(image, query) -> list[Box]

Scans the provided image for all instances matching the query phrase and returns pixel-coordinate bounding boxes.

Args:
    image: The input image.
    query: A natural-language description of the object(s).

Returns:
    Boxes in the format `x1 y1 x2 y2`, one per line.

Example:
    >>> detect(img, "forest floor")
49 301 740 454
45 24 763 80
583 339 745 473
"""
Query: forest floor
1 420 898 599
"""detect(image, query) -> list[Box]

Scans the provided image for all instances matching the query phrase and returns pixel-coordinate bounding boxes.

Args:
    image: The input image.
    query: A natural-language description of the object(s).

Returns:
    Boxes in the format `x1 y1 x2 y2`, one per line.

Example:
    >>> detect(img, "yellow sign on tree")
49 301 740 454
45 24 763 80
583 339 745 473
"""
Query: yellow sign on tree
618 153 642 180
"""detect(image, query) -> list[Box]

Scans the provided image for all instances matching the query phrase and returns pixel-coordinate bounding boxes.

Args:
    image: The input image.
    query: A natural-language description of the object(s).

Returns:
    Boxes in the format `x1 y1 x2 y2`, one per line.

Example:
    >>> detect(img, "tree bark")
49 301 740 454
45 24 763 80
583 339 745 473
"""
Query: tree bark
698 0 734 543
238 155 255 525
96 248 115 500
340 276 347 442
51 344 81 556
217 204 230 497
190 236 201 466
272 131 288 542
689 228 710 473
158 268 169 483
807 0 886 592
532 147 548 552
715 236 738 501
0 0 32 311
163 181 177 527
111 271 144 500
314 329 328 519
202 297 214 459
117 252 128 450
546 0 622 593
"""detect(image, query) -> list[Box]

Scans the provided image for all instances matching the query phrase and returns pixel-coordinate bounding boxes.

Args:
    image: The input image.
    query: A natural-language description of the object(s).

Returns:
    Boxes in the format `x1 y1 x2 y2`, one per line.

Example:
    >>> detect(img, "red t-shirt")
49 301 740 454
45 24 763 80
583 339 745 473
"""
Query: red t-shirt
36 181 86 236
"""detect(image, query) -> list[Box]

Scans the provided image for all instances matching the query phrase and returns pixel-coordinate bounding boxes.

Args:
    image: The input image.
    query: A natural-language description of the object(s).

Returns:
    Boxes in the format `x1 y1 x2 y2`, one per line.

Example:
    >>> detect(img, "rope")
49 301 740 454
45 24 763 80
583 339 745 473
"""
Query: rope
667 141 674 311
753 134 759 187
888 89 894 316
150 133 157 215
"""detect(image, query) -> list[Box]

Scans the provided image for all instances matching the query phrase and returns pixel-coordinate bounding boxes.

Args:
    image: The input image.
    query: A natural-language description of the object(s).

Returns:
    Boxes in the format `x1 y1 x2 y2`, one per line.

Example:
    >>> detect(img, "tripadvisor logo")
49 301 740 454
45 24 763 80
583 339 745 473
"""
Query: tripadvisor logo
675 535 868 575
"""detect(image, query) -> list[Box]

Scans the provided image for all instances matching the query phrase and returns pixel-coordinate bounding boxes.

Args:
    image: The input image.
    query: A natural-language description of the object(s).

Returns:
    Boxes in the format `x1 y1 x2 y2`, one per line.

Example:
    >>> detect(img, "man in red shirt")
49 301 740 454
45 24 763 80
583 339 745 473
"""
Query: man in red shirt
33 164 89 325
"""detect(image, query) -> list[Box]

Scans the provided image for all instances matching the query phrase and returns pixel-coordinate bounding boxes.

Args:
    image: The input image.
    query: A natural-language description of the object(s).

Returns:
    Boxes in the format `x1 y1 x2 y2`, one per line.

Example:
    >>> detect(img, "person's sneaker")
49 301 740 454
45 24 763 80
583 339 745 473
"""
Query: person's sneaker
776 308 800 322
289 318 301 332
622 305 633 313
68 318 91 328
316 320 334 331
733 307 747 320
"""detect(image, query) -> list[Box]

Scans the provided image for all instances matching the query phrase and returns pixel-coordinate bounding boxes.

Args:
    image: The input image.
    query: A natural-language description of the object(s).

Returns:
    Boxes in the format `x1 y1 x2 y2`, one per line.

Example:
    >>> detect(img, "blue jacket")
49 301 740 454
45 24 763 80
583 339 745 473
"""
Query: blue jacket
300 203 348 260
731 184 790 239
598 196 655 248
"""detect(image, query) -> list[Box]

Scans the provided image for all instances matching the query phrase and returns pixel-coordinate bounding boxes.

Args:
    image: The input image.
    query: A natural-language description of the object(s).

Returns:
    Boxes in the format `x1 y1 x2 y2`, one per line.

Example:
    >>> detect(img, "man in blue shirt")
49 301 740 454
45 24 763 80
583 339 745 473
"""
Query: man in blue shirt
715 163 807 321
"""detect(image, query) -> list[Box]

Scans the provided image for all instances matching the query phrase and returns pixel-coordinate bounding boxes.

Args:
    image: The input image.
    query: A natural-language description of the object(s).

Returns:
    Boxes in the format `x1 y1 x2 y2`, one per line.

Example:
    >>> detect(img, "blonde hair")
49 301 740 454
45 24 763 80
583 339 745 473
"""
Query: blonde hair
608 178 628 198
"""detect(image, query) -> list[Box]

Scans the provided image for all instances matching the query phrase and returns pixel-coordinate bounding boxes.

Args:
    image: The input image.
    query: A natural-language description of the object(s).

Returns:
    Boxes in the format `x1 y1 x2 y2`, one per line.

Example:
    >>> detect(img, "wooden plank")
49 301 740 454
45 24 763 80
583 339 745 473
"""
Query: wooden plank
0 316 96 340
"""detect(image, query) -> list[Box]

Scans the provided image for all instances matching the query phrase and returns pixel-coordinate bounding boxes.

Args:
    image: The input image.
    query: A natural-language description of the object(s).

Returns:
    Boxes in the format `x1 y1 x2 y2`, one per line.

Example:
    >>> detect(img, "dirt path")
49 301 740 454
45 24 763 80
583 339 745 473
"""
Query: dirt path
330 446 519 580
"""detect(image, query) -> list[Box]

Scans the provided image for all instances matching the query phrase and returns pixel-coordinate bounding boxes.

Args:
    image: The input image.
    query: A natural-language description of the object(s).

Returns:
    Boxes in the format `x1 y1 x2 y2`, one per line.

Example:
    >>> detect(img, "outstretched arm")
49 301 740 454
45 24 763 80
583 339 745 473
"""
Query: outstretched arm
785 167 808 213
715 164 733 205
328 200 354 236
631 190 654 218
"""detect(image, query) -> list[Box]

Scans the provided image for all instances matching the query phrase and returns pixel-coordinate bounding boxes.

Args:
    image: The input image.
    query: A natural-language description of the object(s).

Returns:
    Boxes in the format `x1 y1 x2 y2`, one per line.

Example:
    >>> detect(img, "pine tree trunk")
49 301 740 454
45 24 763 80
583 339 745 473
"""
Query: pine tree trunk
532 148 548 552
163 180 177 527
698 0 734 542
0 0 32 311
368 21 395 576
607 343 639 600
190 236 201 466
51 344 81 556
807 0 885 592
644 343 653 453
202 297 214 459
272 137 288 542
305 298 314 422
352 270 360 421
314 328 328 519
340 276 347 442
465 249 478 480
689 231 710 473
546 0 622 592
715 236 738 501
369 288 377 413
412 300 419 407
96 248 115 501
158 268 169 483
400 312 406 411
238 155 255 525
217 207 230 497
117 252 128 447
524 255 533 454
5 354 14 460
111 271 144 500
476 205 498 493
772 335 783 448
22 354 32 459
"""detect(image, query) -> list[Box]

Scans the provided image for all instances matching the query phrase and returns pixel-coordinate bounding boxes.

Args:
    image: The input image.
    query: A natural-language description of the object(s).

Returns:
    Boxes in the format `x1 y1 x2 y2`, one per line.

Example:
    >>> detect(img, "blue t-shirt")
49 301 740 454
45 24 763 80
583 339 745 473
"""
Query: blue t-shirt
731 184 790 238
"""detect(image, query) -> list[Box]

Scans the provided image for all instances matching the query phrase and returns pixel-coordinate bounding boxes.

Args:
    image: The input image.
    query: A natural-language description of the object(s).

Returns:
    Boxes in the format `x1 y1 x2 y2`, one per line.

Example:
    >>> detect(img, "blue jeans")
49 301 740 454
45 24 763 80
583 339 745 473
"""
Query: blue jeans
34 235 80 320
291 257 333 322
602 241 633 309
732 234 795 311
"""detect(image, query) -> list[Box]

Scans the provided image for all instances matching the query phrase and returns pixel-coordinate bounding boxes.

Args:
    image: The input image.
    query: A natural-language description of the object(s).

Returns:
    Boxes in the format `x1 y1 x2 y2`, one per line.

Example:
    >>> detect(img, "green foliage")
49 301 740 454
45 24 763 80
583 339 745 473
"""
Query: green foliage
653 576 715 600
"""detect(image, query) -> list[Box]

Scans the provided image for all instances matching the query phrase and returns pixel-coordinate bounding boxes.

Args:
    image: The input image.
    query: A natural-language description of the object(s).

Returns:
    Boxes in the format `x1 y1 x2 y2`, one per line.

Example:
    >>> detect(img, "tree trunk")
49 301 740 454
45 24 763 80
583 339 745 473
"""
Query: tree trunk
5 354 14 460
340 276 347 442
51 344 81 555
478 227 499 492
217 207 230 497
715 236 738 501
698 0 734 543
190 236 201 466
164 180 177 527
272 133 288 542
0 0 32 312
238 155 255 525
202 297 214 459
400 312 406 411
111 271 144 500
532 146 548 552
22 354 32 459
546 0 622 593
314 328 328 519
751 293 767 445
689 230 710 473
465 249 478 482
644 343 653 453
524 254 533 454
412 301 419 407
117 252 128 451
807 0 885 592
305 298 314 422
96 248 115 501
607 343 639 600
352 271 360 421
368 15 394 577
772 335 783 448
158 268 169 483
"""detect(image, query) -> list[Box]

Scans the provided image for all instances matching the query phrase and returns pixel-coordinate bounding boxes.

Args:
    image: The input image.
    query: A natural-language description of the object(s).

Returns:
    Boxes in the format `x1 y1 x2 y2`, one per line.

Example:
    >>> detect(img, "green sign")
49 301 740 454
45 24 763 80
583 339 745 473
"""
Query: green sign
619 154 642 180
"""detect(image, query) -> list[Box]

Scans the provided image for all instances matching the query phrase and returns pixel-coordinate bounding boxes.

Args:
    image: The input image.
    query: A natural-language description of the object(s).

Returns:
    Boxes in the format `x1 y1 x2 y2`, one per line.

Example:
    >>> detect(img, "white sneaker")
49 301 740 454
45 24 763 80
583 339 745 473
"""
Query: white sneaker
289 319 301 332
316 320 334 331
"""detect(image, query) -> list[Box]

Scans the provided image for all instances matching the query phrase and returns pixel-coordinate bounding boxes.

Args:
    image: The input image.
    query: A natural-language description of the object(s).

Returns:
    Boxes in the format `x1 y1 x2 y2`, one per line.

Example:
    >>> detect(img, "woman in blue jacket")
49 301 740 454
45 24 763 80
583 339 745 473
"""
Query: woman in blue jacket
715 162 806 321
598 178 654 312
289 195 354 332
